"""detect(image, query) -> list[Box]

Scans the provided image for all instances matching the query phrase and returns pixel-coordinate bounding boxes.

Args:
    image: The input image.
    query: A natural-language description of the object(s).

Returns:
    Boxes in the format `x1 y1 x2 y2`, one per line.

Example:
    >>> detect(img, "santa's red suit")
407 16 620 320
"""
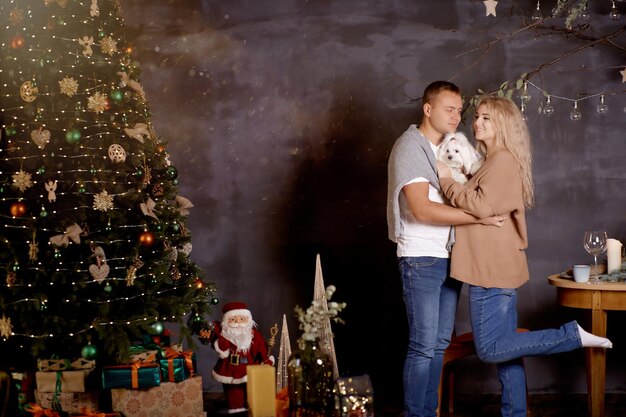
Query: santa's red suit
210 302 274 414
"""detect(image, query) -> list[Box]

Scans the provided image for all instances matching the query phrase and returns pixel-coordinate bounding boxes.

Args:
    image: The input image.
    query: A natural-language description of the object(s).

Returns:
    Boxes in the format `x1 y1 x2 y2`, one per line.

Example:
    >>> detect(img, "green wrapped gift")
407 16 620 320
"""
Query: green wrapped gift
159 353 196 382
101 363 160 389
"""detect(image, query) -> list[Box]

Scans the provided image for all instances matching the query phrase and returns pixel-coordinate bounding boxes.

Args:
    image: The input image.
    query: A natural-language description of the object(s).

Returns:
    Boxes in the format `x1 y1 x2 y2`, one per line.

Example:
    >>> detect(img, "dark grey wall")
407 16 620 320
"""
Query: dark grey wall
122 0 626 405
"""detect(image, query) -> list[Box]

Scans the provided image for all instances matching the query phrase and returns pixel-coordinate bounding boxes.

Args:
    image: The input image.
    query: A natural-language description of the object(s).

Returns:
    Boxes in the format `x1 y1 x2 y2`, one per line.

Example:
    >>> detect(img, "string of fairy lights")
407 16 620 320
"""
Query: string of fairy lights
517 79 622 121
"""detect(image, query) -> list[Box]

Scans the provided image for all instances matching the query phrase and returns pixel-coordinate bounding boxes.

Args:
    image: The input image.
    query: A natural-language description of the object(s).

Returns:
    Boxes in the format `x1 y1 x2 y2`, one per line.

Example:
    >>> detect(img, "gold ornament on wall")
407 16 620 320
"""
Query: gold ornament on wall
20 81 38 102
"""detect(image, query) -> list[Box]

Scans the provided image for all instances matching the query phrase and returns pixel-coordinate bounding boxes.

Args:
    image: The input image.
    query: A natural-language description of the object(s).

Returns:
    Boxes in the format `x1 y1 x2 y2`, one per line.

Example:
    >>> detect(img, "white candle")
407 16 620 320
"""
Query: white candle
606 238 623 274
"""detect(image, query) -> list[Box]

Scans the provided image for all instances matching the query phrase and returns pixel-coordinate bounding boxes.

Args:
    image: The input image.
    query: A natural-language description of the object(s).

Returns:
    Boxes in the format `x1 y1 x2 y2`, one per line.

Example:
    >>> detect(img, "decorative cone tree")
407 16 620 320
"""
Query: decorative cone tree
0 0 216 365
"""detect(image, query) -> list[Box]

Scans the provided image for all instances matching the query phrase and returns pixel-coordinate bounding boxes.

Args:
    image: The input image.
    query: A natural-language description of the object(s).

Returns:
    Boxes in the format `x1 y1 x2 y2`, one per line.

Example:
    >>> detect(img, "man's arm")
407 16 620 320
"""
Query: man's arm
403 182 501 226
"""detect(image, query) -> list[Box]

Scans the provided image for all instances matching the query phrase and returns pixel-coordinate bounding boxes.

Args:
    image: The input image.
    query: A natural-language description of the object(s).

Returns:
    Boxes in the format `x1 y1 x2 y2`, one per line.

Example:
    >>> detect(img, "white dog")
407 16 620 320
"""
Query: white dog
437 131 483 184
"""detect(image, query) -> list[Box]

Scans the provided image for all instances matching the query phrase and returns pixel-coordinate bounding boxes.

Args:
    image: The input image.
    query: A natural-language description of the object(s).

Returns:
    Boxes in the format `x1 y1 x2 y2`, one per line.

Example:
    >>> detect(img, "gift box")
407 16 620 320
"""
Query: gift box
111 376 205 417
129 346 160 364
38 358 96 372
159 348 195 383
35 390 99 414
36 370 94 393
101 363 160 389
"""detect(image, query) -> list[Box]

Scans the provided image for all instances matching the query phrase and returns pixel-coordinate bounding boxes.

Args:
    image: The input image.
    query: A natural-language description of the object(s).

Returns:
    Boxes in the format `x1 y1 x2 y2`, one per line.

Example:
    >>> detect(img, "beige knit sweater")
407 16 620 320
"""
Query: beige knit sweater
439 150 529 289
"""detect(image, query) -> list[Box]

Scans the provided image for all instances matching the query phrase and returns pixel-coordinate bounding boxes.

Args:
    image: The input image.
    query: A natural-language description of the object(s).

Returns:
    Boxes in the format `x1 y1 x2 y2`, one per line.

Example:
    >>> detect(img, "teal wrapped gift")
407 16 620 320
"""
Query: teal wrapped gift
159 353 196 382
101 363 160 389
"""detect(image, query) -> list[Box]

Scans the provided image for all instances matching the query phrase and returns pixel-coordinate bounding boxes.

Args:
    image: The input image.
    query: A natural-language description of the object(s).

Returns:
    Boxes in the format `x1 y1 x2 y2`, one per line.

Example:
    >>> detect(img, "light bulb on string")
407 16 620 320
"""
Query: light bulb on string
596 94 609 115
519 80 531 103
543 95 555 117
570 101 582 122
532 0 544 21
520 101 529 121
609 1 620 19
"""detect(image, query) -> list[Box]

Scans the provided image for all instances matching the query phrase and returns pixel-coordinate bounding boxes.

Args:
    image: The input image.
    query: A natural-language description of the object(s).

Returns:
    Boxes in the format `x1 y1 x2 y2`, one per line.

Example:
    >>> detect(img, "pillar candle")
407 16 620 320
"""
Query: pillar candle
246 364 276 417
606 238 623 274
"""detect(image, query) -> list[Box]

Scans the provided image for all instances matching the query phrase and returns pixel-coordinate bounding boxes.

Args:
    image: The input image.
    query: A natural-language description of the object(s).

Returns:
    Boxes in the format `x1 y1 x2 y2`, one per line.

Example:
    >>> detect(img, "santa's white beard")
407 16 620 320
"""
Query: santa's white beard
221 321 254 353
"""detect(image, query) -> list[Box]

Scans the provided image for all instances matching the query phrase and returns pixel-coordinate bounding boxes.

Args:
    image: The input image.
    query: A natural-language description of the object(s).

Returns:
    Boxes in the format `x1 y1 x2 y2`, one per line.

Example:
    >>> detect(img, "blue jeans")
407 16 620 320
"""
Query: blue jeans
468 285 582 417
399 257 462 417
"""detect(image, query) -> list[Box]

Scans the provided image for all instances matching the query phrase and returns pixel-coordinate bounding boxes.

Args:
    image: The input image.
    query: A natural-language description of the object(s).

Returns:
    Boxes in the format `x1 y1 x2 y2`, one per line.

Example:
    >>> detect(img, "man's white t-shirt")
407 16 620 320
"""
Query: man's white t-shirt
396 141 451 258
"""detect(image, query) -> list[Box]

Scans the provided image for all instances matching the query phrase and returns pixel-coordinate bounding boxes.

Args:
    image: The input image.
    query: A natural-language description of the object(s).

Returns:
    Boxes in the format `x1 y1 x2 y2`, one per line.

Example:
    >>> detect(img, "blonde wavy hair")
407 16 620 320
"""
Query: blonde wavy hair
474 96 535 208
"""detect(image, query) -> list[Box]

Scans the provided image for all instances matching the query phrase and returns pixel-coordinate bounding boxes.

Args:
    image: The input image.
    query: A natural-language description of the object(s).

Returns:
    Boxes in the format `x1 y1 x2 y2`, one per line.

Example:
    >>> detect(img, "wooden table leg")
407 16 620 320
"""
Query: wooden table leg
586 293 606 417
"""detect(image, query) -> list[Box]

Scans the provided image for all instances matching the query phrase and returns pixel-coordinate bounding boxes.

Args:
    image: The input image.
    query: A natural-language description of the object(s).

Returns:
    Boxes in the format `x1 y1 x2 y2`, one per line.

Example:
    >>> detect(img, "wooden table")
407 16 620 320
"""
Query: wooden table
548 274 626 417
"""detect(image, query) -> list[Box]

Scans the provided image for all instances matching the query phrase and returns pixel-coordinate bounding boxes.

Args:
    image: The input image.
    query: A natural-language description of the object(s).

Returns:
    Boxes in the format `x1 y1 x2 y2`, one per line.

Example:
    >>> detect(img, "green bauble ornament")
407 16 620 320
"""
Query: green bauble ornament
53 251 62 259
172 178 179 186
39 207 48 217
81 343 98 360
150 321 164 335
192 315 204 323
104 283 112 293
210 296 219 305
171 223 180 233
110 89 124 103
134 167 143 177
37 166 45 175
78 184 86 194
165 166 178 180
65 129 81 144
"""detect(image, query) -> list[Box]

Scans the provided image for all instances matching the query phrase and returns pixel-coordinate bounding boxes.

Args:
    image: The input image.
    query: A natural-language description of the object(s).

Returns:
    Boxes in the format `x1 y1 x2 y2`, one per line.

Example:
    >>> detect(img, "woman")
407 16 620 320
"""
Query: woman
436 96 612 417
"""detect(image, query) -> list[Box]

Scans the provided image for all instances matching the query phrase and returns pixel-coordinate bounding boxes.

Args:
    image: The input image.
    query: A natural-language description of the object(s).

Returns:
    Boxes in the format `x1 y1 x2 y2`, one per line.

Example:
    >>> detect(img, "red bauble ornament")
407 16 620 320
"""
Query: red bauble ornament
139 231 155 246
10 35 25 49
10 202 27 217
155 144 166 153
194 278 204 289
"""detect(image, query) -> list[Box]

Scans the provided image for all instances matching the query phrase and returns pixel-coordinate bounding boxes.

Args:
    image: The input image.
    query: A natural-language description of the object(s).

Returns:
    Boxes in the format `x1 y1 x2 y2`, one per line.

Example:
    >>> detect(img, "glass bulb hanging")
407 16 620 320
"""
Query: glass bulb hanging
532 0 544 21
570 101 582 121
609 1 620 20
543 95 555 117
596 94 609 115
519 80 532 103
520 101 529 121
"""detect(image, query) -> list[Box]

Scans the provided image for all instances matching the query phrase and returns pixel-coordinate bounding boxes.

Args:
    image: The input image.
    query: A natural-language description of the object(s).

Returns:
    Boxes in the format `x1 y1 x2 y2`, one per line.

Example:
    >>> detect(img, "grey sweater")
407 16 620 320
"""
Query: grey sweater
387 125 441 242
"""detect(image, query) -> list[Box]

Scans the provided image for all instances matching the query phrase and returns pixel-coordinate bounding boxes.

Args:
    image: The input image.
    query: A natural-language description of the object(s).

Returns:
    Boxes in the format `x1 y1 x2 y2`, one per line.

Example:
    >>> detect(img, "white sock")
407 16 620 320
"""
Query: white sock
577 324 613 348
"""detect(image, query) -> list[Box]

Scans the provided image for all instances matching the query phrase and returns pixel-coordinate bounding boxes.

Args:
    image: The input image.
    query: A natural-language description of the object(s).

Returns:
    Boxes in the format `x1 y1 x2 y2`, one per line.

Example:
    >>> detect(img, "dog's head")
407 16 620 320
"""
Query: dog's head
437 132 482 174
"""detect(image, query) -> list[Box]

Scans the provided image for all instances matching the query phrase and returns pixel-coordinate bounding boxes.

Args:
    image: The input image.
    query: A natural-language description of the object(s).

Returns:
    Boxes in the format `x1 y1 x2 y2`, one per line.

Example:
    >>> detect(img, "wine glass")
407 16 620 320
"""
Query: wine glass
583 231 607 284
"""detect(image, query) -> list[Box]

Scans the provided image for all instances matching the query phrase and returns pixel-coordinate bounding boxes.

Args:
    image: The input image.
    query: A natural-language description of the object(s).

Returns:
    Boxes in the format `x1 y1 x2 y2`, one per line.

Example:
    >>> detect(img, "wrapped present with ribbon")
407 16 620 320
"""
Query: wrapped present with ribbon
36 369 94 393
111 376 205 417
38 358 95 372
158 347 196 382
128 345 160 364
101 363 160 389
35 390 99 414
24 403 61 417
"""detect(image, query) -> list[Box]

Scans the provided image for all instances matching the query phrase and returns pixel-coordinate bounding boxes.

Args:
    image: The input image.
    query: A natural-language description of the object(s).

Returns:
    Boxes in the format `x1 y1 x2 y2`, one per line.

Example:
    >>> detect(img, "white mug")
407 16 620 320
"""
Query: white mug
573 265 591 283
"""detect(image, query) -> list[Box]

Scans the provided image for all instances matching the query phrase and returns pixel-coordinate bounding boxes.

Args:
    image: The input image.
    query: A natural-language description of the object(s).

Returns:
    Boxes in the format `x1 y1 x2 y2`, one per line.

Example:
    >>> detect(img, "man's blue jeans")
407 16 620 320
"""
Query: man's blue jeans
399 257 462 417
468 285 582 417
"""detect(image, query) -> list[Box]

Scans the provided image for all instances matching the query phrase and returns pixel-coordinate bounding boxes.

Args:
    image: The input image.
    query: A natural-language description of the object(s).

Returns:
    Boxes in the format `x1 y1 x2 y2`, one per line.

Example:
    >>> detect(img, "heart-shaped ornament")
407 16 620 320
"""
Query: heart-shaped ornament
89 263 110 283
31 128 51 149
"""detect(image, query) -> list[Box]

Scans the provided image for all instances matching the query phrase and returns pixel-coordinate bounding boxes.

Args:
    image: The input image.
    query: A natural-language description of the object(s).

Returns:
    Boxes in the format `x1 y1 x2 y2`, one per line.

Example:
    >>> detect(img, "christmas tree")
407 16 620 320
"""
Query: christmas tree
0 0 216 365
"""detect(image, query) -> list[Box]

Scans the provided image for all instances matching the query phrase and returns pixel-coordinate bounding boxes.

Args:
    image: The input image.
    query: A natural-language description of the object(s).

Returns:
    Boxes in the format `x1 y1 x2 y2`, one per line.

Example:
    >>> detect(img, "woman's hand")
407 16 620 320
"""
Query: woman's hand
481 215 506 227
436 161 452 179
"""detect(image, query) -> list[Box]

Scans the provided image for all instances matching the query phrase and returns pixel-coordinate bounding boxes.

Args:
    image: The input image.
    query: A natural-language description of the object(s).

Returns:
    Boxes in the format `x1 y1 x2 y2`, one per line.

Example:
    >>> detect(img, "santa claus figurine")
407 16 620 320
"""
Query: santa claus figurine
210 301 275 414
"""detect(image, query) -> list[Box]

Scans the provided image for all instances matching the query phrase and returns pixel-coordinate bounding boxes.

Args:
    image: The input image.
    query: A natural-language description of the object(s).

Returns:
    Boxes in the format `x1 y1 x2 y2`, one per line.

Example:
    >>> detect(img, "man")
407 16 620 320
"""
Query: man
386 81 504 417
210 302 274 414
